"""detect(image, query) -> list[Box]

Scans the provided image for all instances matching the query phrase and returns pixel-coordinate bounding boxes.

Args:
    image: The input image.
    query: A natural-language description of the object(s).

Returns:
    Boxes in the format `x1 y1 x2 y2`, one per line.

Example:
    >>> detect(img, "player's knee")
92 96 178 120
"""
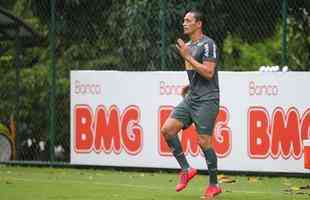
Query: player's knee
161 125 177 139
161 125 171 138
160 126 168 136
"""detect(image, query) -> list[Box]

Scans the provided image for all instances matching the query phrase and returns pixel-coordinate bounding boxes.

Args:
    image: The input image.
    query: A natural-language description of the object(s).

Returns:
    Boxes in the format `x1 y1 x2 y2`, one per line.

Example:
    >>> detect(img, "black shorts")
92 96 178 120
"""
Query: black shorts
171 98 219 135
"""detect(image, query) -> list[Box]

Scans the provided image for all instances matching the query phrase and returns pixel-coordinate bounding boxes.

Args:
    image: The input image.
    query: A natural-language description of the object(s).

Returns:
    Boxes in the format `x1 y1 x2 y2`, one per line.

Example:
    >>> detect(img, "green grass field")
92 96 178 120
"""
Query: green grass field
0 165 309 200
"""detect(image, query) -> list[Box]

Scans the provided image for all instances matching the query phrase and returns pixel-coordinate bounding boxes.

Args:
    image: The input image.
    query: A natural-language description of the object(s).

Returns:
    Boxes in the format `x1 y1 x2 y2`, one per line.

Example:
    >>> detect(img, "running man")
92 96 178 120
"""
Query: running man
161 10 222 199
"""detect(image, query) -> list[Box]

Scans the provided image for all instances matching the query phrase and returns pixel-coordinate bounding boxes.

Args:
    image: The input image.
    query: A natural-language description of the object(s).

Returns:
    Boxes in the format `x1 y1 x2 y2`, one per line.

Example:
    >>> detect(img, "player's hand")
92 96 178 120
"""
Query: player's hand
176 38 191 60
181 85 189 98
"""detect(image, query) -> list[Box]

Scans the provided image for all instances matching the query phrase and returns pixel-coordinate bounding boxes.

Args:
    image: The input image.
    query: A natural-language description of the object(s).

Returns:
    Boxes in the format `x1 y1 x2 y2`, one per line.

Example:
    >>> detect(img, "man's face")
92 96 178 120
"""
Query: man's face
183 12 201 35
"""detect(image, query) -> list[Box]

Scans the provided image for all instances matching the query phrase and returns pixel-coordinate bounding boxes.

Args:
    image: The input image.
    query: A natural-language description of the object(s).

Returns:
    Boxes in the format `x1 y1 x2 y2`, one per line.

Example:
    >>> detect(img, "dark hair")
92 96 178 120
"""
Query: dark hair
188 10 204 24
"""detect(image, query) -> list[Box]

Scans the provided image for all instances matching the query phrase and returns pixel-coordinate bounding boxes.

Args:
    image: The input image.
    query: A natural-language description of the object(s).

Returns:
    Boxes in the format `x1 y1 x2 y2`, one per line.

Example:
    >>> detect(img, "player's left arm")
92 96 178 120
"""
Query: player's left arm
176 39 217 80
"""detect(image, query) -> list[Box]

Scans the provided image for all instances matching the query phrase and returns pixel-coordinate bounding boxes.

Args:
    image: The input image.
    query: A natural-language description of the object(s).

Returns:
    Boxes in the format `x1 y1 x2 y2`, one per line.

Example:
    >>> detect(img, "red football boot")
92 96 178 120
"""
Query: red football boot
175 168 197 192
203 185 222 199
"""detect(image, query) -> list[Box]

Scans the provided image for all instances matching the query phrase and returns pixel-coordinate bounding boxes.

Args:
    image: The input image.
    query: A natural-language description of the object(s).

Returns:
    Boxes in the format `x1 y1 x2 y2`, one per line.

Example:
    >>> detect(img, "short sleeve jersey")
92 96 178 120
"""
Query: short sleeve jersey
185 35 219 101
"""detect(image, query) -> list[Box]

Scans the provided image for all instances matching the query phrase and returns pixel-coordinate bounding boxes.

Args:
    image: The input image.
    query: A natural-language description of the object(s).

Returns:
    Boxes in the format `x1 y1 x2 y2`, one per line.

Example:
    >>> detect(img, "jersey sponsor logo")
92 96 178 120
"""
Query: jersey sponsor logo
185 60 194 70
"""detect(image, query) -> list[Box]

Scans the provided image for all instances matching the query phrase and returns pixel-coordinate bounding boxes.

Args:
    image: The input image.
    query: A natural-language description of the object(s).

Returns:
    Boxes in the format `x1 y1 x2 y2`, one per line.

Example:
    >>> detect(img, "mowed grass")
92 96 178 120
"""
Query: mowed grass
0 165 309 200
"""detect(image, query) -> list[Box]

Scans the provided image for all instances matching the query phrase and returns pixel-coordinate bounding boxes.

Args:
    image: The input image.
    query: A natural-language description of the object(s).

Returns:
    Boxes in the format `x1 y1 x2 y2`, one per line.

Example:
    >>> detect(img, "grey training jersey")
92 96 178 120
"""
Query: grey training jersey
185 35 219 101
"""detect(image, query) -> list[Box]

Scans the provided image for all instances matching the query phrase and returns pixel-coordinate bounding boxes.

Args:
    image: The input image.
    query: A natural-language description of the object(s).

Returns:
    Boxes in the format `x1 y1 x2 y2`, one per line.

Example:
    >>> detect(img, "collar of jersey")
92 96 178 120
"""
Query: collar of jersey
189 35 207 46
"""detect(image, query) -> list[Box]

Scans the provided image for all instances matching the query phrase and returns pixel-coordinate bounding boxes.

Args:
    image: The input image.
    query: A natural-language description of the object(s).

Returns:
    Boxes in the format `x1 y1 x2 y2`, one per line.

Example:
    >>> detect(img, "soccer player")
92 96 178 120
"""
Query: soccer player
160 10 222 199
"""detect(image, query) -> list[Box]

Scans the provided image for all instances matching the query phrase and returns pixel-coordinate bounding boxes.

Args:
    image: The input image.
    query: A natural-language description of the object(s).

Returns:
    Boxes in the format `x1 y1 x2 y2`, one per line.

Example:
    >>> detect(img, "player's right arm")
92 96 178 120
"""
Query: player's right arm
177 39 217 80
